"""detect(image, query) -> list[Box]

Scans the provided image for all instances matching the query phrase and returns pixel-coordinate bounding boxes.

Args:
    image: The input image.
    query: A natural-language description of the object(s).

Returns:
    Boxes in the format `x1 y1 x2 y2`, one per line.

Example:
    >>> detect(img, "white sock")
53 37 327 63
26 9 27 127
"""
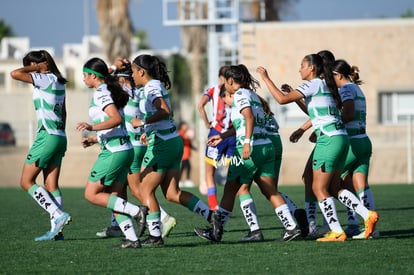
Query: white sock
28 184 62 218
280 193 298 215
107 194 140 217
338 189 369 220
49 189 63 231
147 212 161 237
160 206 168 222
275 204 297 230
357 187 376 210
318 197 343 233
116 214 137 241
239 195 260 232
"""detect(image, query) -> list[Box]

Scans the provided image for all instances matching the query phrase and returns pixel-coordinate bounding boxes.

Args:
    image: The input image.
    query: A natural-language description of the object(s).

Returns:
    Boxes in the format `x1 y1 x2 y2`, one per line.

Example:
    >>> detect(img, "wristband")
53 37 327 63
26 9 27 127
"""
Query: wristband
110 65 117 72
243 138 251 144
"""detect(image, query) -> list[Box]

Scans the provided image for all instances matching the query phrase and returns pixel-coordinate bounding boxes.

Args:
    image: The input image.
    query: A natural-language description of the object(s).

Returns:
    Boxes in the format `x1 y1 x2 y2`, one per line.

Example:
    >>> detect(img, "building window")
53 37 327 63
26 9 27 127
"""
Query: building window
379 91 414 124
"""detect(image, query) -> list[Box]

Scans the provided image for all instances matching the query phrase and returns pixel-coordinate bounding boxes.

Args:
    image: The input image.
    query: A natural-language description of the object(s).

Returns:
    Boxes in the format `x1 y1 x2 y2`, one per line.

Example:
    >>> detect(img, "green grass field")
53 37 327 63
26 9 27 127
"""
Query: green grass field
0 184 413 274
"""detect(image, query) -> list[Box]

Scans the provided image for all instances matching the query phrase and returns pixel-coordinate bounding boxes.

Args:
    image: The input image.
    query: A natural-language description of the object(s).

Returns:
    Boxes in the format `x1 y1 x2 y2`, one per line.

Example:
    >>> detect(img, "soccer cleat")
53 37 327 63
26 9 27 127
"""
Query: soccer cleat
141 235 164 247
194 227 219 242
278 227 302 242
34 231 55 241
50 212 71 238
112 239 141 249
363 210 379 239
210 210 223 242
133 205 149 237
316 231 347 242
54 232 64 241
96 226 123 238
294 208 309 237
344 225 361 237
306 224 330 240
352 229 380 240
240 230 264 242
161 216 177 239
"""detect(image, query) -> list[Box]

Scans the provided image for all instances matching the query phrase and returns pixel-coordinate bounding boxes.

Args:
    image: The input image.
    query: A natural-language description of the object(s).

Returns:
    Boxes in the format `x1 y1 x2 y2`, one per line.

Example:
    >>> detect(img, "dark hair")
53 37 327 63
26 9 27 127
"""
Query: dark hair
257 95 273 116
317 50 335 65
132 54 171 90
224 64 260 91
83 57 129 109
115 60 137 91
332 59 363 85
22 50 67 84
218 65 230 77
304 54 341 109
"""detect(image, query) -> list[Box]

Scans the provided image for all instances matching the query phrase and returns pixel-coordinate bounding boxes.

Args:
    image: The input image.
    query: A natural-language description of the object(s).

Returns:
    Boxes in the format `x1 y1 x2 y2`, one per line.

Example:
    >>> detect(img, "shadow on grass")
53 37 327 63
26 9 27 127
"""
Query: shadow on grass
377 228 414 239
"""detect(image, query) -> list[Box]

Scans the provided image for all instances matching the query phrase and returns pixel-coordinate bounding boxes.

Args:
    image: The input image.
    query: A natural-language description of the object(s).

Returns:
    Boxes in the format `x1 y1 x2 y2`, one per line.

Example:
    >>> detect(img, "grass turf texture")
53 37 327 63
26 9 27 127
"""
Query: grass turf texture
0 184 413 274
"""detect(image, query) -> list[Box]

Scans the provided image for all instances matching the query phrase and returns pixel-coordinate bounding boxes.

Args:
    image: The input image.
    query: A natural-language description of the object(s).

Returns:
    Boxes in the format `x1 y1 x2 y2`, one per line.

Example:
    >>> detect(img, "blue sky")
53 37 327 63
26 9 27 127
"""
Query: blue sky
0 0 413 56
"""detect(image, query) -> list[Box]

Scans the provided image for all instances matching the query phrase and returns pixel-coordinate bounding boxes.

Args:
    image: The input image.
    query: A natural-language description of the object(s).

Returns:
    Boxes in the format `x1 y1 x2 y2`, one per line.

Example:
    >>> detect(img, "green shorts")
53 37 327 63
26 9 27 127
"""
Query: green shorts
141 134 183 172
89 148 133 186
227 143 275 184
341 136 372 178
130 145 147 174
268 134 283 175
313 134 349 172
26 130 67 168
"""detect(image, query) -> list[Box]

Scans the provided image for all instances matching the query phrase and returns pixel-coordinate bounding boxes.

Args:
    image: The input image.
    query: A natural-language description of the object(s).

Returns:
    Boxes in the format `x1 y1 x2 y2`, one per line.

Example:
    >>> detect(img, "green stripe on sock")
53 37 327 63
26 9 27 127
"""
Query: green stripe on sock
50 189 62 197
147 212 161 220
115 213 130 224
28 184 40 196
107 194 118 210
239 193 253 203
356 187 369 196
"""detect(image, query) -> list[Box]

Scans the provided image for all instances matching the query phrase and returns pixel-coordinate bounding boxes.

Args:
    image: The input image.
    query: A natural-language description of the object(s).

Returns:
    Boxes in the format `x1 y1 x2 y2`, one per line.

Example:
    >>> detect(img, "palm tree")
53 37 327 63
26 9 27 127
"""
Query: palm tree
96 0 133 61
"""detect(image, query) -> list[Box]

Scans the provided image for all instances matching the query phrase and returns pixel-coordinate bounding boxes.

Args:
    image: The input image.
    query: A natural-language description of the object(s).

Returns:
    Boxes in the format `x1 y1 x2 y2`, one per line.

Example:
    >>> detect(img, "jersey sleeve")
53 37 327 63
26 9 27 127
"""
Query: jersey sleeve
296 80 319 98
204 86 215 99
31 73 52 89
339 84 356 103
233 90 250 112
95 91 114 110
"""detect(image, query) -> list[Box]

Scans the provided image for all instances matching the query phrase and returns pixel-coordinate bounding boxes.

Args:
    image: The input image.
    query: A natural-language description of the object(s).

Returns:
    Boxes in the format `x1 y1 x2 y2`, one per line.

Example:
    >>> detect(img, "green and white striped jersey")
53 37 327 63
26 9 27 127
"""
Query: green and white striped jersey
32 73 66 136
296 78 347 137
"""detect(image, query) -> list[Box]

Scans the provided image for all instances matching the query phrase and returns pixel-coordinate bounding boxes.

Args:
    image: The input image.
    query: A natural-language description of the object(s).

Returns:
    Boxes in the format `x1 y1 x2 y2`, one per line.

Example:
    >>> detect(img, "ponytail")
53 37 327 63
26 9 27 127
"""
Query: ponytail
83 57 129 109
133 54 172 90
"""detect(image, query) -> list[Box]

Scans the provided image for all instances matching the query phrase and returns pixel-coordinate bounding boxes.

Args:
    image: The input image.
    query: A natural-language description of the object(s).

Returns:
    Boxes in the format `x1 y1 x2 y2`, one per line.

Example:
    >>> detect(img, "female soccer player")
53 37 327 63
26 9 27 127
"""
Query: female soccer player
95 59 177 239
257 54 379 241
130 54 211 246
11 50 71 241
332 59 378 239
77 57 148 249
196 64 302 242
197 65 236 220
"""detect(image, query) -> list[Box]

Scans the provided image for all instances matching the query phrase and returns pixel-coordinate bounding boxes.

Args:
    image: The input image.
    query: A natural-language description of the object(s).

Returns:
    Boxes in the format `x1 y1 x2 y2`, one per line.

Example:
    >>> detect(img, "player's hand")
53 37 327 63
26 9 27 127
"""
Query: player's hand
308 131 317 143
207 135 222 146
290 128 305 143
281 84 293 93
242 144 251 160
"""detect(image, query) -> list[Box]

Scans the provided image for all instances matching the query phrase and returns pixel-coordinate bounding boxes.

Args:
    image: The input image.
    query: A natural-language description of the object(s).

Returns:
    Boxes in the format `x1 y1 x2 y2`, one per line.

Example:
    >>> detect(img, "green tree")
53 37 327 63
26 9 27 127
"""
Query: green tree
134 29 151 50
0 19 14 42
168 53 192 110
401 9 413 18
